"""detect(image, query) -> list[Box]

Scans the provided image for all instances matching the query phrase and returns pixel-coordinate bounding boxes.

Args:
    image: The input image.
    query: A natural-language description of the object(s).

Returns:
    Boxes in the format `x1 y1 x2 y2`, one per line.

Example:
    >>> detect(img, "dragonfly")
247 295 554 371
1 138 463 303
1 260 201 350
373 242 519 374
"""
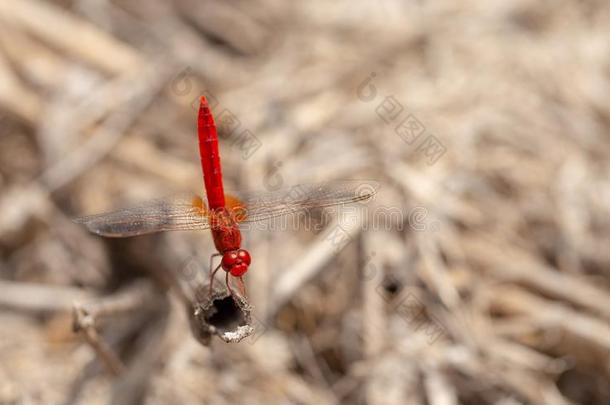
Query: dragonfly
76 96 378 298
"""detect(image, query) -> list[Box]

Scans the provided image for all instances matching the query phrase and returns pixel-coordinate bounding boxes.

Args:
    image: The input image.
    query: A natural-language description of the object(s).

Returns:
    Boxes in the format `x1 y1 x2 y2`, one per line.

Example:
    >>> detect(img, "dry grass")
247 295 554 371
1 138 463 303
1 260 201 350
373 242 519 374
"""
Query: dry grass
1 0 610 404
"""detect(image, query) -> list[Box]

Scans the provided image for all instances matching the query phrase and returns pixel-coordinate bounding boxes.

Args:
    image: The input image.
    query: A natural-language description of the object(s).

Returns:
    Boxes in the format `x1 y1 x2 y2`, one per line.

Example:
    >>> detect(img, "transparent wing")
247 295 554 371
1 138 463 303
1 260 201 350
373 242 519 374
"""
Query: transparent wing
74 194 210 237
75 180 379 237
230 180 379 223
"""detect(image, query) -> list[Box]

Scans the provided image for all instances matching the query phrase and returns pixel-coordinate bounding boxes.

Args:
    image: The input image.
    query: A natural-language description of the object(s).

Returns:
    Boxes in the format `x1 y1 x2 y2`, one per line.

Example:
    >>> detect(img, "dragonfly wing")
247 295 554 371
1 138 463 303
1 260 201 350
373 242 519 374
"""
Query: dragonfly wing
231 180 379 223
74 195 210 237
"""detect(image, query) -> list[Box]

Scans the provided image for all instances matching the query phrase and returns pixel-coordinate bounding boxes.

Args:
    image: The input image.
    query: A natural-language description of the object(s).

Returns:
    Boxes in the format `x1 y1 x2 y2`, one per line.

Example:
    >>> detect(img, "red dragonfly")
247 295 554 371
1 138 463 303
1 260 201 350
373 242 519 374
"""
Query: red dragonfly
77 97 378 297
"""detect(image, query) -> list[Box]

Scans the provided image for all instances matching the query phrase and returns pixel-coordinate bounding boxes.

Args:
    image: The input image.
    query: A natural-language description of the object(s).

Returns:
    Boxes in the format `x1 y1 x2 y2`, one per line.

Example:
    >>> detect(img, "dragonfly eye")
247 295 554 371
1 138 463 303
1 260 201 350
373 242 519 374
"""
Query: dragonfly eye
237 249 251 265
230 263 248 277
221 251 239 271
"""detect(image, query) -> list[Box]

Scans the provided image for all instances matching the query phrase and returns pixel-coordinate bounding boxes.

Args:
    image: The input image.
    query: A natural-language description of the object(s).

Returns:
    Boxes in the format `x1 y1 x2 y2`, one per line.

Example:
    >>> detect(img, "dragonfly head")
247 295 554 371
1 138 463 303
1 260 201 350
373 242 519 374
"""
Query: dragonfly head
221 249 251 277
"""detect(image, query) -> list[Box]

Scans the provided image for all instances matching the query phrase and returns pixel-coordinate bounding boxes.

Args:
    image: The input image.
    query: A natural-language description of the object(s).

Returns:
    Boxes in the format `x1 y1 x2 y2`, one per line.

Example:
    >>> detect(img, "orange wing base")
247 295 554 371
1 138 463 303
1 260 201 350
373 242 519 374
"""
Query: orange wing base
192 194 248 222
225 194 248 222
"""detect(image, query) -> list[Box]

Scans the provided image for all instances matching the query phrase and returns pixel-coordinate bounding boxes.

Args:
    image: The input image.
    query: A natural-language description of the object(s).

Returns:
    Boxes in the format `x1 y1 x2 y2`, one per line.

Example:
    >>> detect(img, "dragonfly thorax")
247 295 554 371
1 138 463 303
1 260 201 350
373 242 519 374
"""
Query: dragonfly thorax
210 208 242 252
221 249 251 277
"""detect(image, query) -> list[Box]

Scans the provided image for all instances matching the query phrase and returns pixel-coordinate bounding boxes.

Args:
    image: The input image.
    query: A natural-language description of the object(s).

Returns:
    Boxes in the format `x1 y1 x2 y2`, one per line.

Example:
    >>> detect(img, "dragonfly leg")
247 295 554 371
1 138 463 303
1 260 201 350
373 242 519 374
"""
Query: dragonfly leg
224 274 246 299
225 271 234 298
208 263 222 298
237 276 247 297
208 253 221 274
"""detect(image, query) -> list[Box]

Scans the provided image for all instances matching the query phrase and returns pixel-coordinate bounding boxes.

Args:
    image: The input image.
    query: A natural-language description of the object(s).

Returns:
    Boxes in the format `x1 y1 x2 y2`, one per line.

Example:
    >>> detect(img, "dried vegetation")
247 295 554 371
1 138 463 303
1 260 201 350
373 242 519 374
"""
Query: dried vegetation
1 0 610 404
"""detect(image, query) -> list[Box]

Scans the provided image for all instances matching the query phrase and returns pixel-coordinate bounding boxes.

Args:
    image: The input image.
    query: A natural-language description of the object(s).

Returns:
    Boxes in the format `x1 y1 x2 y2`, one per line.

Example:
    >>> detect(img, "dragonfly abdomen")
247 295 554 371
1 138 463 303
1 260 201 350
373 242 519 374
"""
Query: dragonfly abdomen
198 96 226 210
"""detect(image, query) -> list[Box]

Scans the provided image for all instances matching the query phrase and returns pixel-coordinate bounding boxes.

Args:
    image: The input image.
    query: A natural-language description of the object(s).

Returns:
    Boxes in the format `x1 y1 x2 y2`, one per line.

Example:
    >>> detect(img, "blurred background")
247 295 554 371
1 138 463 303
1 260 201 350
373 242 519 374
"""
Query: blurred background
1 0 610 404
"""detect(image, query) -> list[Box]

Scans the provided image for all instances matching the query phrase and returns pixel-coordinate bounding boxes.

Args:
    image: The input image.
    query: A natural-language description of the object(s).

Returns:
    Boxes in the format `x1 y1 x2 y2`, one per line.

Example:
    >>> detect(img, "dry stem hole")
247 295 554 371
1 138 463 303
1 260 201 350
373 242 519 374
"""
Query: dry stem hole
206 296 246 331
